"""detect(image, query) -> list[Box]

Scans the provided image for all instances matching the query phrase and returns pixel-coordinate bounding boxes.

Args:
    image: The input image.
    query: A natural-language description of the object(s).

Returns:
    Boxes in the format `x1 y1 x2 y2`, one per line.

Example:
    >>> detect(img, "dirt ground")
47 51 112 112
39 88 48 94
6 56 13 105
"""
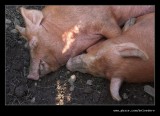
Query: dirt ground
5 5 154 105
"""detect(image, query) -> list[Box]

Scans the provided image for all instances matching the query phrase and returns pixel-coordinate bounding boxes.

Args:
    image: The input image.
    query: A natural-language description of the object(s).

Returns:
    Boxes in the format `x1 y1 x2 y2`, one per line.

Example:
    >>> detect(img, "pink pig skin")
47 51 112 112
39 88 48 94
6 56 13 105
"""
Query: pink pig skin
67 13 154 101
15 5 154 80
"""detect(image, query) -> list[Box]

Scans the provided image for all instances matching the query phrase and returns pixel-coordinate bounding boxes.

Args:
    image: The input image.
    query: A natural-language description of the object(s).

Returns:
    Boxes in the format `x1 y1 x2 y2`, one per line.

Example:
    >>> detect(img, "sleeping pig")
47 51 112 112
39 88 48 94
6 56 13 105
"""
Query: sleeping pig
15 5 154 80
67 13 154 101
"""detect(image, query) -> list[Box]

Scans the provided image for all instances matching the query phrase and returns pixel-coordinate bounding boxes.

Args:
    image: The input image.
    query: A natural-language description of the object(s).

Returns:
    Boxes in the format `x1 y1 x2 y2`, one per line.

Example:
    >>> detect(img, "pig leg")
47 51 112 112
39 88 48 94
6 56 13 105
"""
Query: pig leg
110 77 123 101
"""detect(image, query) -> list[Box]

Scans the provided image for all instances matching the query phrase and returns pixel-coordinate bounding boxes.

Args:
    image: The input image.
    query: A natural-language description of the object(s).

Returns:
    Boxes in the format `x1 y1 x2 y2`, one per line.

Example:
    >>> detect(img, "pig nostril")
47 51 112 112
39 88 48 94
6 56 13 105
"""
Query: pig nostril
39 61 45 75
39 64 43 71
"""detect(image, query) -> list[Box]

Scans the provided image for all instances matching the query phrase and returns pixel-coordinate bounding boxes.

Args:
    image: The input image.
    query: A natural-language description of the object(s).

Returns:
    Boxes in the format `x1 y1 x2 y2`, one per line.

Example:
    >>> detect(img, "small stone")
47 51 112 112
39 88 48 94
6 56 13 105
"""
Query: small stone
68 75 76 85
31 97 35 103
66 71 70 75
6 19 11 24
14 85 26 97
69 85 75 91
38 79 41 82
144 85 155 97
133 95 136 98
11 29 18 33
70 75 76 81
86 80 93 86
122 93 128 99
17 41 22 44
34 82 37 86
84 86 93 94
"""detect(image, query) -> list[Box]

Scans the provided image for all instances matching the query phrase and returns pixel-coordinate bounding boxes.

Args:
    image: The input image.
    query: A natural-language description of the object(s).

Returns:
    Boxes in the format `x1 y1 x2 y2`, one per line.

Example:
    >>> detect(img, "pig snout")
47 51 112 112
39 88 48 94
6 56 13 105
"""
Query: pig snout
27 58 40 80
67 55 88 73
66 58 73 71
66 58 81 71
27 68 40 80
27 72 39 80
27 60 52 80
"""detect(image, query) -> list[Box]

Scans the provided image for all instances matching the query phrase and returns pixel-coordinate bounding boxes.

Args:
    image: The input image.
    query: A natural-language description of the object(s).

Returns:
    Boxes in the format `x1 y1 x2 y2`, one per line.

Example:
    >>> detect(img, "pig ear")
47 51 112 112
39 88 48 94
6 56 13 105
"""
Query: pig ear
15 25 27 39
116 42 149 60
20 7 43 26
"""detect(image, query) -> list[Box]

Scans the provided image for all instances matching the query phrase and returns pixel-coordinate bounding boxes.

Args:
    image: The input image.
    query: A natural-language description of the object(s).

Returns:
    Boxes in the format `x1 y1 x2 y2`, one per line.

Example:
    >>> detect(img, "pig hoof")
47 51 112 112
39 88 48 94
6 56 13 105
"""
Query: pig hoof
110 77 123 101
112 94 122 101
27 74 39 80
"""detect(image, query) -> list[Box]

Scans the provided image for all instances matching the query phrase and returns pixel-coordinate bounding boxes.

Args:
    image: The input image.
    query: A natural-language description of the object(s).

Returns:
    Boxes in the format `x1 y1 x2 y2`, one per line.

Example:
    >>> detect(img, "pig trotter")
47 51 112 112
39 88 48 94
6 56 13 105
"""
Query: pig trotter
110 77 123 101
66 55 87 73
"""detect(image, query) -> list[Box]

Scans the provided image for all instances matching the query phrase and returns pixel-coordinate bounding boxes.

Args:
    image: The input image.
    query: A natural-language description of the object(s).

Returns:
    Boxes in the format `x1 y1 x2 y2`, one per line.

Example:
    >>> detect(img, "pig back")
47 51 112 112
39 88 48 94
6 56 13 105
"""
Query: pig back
115 13 154 83
123 13 154 58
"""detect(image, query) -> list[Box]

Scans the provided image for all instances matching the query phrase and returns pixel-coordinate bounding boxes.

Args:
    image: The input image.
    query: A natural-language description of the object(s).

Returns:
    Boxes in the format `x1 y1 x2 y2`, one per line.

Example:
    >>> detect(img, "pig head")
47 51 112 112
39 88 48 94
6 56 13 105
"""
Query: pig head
16 6 154 80
67 13 154 101
16 7 63 80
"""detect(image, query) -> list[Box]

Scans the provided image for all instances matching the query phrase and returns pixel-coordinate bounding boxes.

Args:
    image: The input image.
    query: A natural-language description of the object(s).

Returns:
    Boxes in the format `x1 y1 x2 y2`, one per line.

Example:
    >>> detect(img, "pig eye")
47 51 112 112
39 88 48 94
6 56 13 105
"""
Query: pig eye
29 37 38 49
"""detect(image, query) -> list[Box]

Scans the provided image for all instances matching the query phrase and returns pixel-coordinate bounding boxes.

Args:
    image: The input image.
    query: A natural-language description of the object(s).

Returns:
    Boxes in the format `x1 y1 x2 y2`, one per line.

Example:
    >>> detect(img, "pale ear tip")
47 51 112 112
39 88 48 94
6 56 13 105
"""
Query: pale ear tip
143 55 149 61
20 7 27 13
20 7 25 10
15 25 20 30
15 24 19 28
15 25 19 29
112 96 122 101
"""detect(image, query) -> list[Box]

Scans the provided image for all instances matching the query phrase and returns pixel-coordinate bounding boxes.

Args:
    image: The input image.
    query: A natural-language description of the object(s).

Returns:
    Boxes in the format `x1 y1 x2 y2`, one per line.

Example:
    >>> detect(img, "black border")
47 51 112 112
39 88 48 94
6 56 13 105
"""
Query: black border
3 0 159 113
3 0 157 5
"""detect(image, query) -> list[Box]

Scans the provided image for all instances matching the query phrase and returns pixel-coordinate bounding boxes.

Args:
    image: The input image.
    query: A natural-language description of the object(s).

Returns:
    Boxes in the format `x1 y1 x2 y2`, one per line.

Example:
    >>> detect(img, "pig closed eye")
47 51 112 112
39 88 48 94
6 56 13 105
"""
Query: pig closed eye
29 37 38 49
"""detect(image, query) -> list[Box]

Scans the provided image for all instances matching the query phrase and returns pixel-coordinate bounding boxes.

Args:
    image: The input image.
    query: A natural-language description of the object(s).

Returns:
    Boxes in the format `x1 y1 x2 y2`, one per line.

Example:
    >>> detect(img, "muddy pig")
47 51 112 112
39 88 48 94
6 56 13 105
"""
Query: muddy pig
15 5 154 80
67 13 154 101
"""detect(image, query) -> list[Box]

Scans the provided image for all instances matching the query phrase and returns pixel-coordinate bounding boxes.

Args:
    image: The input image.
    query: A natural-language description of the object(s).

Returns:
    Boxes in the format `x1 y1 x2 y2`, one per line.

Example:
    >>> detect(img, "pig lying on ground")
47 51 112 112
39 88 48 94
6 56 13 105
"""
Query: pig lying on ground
15 5 154 80
67 13 154 101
